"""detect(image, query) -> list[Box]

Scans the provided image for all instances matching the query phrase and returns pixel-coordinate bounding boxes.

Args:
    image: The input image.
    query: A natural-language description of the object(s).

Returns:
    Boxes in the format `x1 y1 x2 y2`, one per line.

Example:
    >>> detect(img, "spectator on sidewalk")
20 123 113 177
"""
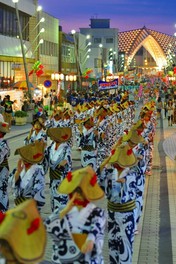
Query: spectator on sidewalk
21 100 29 112
2 95 13 128
12 99 20 112
0 106 5 122
156 96 163 119
43 94 51 114
166 100 174 126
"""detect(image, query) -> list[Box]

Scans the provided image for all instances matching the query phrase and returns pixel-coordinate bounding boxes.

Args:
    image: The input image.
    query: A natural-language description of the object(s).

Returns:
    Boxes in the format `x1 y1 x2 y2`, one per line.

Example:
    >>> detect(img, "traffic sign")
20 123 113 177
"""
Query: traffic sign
44 80 52 88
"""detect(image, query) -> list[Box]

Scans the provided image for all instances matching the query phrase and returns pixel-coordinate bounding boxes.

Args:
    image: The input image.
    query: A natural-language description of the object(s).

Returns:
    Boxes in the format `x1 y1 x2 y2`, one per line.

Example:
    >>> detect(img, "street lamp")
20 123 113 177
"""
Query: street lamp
71 30 82 91
12 0 31 101
32 39 44 54
99 44 104 79
23 17 45 43
21 5 43 36
51 73 65 82
51 73 65 98
65 74 77 93
24 28 45 56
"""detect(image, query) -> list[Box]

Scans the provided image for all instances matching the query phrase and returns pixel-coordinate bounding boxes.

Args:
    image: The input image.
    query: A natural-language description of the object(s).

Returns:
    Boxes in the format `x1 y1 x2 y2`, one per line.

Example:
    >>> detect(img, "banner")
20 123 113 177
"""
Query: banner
98 79 118 91
138 84 143 97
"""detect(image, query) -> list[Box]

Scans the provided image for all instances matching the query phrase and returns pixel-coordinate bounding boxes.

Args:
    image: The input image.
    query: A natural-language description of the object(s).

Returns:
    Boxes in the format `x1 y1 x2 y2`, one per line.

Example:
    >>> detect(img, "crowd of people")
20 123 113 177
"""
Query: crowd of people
0 82 159 264
0 90 61 130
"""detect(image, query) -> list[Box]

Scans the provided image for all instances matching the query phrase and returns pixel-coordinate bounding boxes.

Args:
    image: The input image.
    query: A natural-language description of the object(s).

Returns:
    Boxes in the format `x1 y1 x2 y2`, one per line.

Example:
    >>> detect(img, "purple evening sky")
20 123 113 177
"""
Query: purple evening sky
38 0 176 36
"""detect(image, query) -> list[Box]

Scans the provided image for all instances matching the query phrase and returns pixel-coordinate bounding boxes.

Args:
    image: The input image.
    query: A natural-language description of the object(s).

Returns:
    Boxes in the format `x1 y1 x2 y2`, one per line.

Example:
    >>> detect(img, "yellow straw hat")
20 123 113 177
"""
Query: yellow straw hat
53 109 63 117
96 106 108 117
122 101 129 109
129 129 147 144
112 104 120 112
131 120 145 131
31 117 46 130
0 199 46 264
47 127 72 142
81 116 94 127
122 130 133 142
14 140 45 164
74 104 82 112
108 143 138 168
80 103 88 112
0 122 10 134
58 166 104 201
63 109 73 117
74 118 83 124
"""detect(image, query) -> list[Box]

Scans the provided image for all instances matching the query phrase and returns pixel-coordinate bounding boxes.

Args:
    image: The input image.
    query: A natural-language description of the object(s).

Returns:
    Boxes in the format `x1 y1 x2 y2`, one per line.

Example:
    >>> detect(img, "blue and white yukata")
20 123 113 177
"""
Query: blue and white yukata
44 203 106 264
45 118 63 128
24 129 47 145
97 166 137 264
9 164 45 211
0 139 10 212
132 143 147 232
79 126 98 170
143 118 156 175
96 118 109 167
45 142 72 212
61 118 74 148
117 112 124 139
24 130 47 174
73 111 85 148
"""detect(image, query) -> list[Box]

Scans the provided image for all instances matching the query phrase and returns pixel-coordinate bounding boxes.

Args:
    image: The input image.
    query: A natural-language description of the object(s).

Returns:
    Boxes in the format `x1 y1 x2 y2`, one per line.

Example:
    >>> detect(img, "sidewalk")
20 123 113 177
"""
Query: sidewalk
6 123 31 140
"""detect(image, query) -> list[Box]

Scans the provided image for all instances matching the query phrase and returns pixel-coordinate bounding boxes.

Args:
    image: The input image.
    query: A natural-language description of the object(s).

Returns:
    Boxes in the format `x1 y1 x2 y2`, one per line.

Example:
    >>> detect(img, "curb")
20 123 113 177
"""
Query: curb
6 130 29 140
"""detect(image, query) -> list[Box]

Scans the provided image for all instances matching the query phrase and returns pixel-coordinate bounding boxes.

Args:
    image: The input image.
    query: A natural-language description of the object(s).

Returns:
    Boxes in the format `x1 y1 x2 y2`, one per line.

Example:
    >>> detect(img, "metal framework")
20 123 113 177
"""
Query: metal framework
118 26 176 69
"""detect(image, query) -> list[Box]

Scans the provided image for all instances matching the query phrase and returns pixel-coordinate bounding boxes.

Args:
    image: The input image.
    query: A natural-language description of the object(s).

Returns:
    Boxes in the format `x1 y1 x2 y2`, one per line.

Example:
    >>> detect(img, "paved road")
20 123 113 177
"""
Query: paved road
6 114 176 264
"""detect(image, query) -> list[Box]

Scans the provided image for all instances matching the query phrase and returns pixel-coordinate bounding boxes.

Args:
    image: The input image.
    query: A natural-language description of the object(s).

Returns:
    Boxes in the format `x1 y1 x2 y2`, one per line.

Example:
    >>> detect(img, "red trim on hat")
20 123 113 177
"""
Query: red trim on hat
127 148 133 156
90 174 97 186
69 194 90 207
27 218 40 235
0 211 6 223
67 171 72 182
111 149 115 155
124 129 129 134
62 134 69 140
73 199 89 207
33 153 43 159
137 130 142 136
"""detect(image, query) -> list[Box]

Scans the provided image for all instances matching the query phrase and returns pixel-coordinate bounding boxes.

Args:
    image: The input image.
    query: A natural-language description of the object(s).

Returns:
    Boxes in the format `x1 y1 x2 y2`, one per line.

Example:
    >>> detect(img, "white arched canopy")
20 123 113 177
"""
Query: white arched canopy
127 35 167 70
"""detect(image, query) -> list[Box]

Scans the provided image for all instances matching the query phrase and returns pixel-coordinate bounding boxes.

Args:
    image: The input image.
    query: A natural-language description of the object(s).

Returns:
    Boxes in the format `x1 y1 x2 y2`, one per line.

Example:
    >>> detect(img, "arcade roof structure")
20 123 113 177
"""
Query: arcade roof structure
118 26 176 69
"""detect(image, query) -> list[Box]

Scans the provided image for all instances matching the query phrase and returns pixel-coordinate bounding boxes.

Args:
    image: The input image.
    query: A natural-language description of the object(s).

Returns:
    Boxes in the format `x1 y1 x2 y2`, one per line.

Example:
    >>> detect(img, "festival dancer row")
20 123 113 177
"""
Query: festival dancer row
0 100 156 264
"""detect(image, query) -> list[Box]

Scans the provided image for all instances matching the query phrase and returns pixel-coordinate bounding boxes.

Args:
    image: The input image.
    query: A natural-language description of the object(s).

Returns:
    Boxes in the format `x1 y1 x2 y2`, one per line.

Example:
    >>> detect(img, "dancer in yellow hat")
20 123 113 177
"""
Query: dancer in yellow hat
8 140 46 211
45 166 106 264
98 142 138 264
0 199 46 264
46 127 72 212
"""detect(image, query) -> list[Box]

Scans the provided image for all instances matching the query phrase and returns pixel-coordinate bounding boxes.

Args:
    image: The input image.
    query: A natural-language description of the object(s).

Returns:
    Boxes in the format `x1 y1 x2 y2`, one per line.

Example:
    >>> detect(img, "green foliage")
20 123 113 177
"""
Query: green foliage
14 110 28 117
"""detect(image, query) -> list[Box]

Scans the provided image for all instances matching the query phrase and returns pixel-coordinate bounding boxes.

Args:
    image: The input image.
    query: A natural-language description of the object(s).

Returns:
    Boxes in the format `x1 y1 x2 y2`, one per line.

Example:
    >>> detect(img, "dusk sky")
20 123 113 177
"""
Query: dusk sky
38 0 176 36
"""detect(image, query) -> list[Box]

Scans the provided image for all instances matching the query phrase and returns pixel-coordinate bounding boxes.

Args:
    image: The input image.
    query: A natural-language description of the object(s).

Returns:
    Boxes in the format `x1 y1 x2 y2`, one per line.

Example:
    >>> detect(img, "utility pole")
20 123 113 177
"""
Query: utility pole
12 0 32 102
71 31 82 92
